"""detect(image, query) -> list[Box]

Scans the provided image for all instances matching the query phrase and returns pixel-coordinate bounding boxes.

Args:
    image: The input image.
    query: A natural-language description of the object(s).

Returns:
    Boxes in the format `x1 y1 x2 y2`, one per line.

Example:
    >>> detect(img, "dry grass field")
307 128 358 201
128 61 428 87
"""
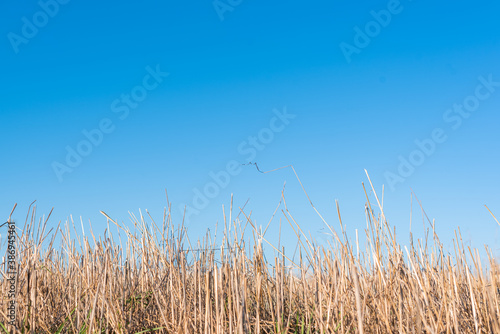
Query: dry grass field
1 177 500 333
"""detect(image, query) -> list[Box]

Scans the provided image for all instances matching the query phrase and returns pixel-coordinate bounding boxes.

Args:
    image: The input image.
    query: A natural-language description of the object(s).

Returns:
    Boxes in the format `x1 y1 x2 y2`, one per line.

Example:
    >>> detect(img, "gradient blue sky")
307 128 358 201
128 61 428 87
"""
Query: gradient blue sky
1 0 499 256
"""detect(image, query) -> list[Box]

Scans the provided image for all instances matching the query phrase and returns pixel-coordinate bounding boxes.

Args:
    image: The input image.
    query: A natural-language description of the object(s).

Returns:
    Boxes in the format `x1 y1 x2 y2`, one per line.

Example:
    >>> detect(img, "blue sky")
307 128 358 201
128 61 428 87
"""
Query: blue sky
1 0 499 257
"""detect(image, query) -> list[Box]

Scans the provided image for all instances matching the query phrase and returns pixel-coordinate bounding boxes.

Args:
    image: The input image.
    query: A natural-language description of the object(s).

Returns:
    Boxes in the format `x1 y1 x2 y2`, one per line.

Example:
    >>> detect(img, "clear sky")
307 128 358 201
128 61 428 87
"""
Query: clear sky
1 0 499 257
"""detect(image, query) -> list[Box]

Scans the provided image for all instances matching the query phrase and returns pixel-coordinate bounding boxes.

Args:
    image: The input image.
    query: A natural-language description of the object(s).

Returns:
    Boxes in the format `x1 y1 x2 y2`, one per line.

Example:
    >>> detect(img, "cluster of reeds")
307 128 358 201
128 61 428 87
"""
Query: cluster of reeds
1 176 500 333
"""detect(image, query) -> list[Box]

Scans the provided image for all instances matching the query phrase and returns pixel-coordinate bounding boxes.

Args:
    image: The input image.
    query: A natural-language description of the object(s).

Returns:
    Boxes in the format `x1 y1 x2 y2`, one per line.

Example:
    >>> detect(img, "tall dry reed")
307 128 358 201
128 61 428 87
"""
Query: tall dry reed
1 175 499 333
